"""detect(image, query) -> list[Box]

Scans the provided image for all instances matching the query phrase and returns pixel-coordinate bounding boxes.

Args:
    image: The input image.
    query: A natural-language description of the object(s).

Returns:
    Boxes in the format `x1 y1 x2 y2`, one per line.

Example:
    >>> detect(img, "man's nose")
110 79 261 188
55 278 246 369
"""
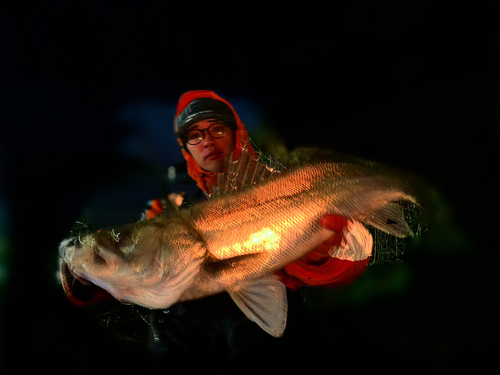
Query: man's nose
201 133 215 146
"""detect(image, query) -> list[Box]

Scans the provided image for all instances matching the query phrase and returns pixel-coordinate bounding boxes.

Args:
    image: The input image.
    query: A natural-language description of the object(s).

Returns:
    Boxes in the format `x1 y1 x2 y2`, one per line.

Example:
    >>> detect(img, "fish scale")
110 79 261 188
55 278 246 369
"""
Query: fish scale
59 149 419 337
188 163 412 286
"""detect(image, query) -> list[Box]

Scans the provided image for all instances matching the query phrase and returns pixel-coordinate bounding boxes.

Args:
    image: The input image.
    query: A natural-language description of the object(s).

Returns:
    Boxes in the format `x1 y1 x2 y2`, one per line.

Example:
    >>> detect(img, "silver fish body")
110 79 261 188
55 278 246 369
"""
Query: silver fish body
60 160 417 336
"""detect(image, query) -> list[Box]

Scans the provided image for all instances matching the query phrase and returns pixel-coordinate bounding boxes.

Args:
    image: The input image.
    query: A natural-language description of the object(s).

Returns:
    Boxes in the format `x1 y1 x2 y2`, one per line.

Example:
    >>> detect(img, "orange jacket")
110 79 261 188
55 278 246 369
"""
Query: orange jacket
147 90 370 291
175 90 256 194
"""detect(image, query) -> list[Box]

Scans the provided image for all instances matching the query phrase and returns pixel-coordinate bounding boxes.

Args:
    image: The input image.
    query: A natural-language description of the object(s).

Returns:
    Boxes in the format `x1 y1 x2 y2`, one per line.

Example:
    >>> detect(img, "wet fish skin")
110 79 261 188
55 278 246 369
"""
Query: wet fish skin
59 160 416 336
185 162 415 288
60 213 208 309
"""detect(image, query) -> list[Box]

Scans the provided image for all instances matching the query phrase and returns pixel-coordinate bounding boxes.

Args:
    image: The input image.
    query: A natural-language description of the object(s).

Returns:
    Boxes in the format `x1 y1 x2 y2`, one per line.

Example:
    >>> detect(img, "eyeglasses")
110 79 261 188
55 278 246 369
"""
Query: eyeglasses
184 123 230 146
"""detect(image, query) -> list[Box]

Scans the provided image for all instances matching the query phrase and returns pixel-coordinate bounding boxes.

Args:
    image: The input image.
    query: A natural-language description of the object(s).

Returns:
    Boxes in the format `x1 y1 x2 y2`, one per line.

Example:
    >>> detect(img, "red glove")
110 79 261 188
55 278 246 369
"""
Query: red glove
275 215 371 290
146 198 165 219
60 261 113 307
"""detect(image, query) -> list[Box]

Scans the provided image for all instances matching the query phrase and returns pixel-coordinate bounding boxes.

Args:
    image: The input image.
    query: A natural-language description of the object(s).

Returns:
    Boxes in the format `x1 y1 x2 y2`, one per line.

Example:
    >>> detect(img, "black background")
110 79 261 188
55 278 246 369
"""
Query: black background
1 0 499 373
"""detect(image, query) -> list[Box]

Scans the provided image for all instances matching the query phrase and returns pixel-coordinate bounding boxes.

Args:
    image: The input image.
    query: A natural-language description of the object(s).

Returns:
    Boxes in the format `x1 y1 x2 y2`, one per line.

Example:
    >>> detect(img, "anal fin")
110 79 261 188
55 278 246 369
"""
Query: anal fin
228 274 288 337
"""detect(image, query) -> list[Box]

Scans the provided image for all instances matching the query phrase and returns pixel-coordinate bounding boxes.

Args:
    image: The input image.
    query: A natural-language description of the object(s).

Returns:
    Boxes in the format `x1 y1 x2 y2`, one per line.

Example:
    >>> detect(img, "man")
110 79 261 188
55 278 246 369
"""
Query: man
147 90 372 290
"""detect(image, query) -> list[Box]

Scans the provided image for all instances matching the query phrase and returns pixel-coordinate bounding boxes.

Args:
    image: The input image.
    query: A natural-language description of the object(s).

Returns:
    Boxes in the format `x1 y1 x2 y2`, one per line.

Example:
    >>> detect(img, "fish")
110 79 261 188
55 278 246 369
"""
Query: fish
59 148 418 337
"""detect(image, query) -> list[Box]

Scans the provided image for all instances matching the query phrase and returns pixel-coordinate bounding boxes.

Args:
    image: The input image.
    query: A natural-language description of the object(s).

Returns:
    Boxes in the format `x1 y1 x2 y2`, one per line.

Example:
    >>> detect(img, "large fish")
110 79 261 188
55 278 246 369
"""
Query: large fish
59 149 418 337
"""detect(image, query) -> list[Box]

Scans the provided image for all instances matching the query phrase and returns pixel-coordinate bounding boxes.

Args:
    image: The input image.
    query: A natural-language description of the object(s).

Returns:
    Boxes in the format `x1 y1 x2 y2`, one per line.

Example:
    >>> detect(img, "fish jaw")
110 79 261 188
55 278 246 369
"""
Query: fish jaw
59 213 207 309
117 256 205 309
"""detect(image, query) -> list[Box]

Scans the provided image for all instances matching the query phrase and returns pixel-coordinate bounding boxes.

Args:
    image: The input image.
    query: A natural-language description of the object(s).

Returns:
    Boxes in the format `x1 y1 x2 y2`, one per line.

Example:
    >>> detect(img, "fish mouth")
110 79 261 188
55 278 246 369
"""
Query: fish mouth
60 262 112 306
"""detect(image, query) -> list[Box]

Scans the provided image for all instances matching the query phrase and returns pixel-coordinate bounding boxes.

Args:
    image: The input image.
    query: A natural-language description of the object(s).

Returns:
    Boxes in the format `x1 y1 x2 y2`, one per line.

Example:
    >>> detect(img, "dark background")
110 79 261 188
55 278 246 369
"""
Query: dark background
1 0 498 372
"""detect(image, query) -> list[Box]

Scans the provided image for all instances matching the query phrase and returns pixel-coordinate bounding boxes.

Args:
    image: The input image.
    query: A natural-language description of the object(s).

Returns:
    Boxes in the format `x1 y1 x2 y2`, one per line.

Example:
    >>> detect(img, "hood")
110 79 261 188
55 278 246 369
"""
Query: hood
175 90 256 194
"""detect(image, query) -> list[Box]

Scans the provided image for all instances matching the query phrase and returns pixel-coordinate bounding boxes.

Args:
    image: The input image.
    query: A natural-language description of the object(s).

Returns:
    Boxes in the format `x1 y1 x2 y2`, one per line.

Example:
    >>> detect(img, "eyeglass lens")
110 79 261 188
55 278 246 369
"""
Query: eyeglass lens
186 123 228 145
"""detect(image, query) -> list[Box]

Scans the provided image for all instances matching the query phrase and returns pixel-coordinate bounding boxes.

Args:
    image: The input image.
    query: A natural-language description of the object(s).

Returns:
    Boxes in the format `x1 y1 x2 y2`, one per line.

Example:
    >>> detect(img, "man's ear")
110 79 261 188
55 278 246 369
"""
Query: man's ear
177 138 184 147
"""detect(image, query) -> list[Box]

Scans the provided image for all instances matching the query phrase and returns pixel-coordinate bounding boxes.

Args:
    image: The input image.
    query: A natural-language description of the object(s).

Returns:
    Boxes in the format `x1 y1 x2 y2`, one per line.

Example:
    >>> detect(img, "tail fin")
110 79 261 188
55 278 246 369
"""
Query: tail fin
364 201 414 238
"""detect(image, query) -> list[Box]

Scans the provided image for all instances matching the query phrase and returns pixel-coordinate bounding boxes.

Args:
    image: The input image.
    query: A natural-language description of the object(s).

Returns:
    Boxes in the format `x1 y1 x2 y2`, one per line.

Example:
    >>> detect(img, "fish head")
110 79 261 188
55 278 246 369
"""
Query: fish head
59 215 204 309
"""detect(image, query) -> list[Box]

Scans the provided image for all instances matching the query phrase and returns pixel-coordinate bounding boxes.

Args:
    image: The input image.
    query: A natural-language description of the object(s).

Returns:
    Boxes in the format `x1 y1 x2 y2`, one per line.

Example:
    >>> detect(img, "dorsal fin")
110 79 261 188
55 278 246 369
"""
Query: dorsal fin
211 144 284 198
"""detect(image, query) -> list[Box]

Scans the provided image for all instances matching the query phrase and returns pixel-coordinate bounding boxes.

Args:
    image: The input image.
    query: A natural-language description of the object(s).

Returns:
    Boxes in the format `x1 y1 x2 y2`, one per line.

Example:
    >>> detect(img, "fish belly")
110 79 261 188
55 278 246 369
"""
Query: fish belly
192 186 334 284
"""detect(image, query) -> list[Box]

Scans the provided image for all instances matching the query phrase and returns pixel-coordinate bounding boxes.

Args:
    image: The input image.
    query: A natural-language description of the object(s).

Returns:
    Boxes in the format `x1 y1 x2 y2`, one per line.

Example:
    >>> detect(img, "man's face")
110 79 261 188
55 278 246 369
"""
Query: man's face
185 119 235 172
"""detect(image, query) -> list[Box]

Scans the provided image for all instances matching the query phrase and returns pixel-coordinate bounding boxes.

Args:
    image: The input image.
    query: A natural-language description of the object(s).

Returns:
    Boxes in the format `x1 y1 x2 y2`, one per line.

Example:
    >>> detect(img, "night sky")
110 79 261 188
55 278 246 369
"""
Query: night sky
1 1 499 372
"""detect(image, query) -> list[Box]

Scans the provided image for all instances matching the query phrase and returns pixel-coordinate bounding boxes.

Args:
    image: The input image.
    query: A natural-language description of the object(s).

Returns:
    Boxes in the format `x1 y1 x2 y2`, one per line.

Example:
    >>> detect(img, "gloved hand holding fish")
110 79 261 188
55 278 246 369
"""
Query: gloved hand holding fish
59 148 419 337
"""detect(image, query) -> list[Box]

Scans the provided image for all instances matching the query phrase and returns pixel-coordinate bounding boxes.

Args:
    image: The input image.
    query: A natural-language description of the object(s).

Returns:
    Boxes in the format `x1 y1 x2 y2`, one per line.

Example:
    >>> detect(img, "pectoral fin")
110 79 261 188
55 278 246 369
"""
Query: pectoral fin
228 274 288 337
